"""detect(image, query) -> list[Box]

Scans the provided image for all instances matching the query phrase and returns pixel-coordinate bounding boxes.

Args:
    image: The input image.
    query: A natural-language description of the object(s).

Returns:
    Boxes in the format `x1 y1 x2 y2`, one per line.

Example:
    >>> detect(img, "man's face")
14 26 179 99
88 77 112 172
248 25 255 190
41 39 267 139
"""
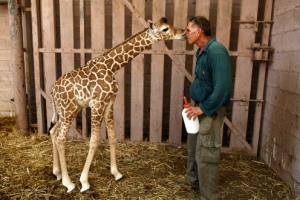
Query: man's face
186 22 200 44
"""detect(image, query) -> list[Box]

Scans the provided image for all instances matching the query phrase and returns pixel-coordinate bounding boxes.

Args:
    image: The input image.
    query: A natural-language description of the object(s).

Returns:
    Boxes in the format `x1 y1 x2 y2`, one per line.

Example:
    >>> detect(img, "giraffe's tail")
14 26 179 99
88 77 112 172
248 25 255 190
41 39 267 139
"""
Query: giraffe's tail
47 93 57 136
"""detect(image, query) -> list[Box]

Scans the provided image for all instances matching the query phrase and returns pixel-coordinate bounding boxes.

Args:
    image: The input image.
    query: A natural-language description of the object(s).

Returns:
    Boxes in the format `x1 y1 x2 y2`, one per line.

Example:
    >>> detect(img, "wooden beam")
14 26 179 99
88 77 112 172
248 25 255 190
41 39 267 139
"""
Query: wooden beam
224 117 252 150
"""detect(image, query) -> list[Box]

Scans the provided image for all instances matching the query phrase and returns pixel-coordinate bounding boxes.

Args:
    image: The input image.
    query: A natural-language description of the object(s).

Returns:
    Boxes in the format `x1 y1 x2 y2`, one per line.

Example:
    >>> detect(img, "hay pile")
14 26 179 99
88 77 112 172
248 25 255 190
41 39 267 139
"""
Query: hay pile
0 117 299 200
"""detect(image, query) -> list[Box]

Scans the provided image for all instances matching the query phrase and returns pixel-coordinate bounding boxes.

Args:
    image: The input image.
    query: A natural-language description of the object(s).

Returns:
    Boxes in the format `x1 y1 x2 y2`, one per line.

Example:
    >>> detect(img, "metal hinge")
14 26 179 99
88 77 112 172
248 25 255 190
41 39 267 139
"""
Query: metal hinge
235 20 274 32
250 43 274 62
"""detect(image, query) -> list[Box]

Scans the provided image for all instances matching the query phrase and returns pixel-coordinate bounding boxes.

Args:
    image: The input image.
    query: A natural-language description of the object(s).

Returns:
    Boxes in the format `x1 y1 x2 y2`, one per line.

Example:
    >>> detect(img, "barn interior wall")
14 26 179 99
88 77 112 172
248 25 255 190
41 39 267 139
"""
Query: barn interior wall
0 4 14 117
259 0 300 194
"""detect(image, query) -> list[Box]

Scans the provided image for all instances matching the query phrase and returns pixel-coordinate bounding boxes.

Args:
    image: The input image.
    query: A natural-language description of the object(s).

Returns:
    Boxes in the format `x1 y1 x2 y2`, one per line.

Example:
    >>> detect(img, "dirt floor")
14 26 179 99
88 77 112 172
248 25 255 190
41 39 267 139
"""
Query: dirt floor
1 117 300 200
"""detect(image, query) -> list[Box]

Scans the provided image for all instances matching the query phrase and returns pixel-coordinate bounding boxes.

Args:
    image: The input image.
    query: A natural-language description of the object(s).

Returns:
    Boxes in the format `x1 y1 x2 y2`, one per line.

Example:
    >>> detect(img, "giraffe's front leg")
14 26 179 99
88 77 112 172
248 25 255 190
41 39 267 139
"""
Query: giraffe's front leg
105 106 123 181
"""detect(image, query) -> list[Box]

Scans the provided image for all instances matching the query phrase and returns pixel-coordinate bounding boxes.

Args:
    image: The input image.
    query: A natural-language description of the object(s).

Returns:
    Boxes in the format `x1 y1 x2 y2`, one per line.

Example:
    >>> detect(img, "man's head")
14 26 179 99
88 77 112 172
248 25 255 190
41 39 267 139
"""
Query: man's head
186 16 211 45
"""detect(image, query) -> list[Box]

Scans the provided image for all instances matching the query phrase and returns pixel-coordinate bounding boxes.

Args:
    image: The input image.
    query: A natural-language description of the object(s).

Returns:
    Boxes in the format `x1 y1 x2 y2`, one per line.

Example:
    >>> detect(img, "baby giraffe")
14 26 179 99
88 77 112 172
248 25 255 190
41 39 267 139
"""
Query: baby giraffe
49 17 186 193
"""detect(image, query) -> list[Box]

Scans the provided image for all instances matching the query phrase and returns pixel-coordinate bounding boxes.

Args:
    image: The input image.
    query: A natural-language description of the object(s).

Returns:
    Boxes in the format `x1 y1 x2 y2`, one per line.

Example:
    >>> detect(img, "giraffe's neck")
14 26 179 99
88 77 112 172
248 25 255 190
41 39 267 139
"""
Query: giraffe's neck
103 29 156 74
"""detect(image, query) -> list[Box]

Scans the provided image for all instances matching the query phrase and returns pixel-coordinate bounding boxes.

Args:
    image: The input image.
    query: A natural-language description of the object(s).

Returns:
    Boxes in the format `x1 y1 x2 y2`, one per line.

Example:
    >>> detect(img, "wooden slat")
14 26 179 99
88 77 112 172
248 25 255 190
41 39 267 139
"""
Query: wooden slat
90 0 106 140
41 0 56 132
195 0 210 19
31 0 44 133
130 0 145 141
59 0 78 138
230 0 259 148
149 0 166 143
252 0 274 155
112 0 125 141
78 0 88 138
216 0 232 49
168 0 188 144
191 0 211 90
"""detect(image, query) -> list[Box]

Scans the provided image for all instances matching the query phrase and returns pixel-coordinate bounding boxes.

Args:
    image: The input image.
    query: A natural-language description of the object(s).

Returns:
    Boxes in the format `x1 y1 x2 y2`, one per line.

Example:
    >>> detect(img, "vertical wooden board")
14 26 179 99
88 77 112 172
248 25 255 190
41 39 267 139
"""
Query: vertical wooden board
216 0 232 49
112 0 125 141
192 0 211 85
252 0 274 155
41 0 56 131
59 0 77 138
79 0 88 138
169 0 188 144
149 0 166 143
31 0 44 133
90 0 106 140
60 0 74 74
230 0 259 148
195 0 210 19
130 0 145 141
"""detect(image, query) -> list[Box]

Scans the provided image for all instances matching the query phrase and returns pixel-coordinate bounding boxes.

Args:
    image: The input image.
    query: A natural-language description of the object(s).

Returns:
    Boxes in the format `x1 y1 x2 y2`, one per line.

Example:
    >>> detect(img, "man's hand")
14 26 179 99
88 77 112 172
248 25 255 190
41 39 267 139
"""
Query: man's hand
185 106 204 120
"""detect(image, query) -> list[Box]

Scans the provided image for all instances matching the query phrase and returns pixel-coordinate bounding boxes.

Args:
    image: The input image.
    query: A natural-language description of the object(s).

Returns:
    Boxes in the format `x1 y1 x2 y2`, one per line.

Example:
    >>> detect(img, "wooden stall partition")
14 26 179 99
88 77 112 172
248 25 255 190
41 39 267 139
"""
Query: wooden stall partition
168 0 188 144
230 0 260 151
28 0 274 156
130 0 145 142
112 0 125 141
149 0 166 143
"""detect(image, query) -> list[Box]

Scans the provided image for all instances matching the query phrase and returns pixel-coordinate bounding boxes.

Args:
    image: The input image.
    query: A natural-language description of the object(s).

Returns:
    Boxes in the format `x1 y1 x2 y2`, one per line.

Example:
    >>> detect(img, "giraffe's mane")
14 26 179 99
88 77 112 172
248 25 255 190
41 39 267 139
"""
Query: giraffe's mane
102 28 149 56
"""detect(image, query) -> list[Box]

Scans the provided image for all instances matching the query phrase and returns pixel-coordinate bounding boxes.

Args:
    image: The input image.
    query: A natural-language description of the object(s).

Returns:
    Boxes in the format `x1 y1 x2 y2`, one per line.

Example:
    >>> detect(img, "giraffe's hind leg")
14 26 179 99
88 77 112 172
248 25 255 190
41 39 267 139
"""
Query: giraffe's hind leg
79 108 103 192
105 103 122 181
55 118 76 193
49 122 62 180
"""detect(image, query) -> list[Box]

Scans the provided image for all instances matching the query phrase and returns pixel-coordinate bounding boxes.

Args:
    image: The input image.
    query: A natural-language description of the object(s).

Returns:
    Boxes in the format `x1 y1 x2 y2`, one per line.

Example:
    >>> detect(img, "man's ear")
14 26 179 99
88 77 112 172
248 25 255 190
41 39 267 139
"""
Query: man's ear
147 20 153 30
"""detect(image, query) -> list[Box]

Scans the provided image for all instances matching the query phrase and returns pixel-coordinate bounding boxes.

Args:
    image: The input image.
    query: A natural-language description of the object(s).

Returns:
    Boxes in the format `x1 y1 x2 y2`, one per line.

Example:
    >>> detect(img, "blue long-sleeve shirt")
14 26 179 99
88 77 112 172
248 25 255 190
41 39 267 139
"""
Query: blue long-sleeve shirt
190 37 232 116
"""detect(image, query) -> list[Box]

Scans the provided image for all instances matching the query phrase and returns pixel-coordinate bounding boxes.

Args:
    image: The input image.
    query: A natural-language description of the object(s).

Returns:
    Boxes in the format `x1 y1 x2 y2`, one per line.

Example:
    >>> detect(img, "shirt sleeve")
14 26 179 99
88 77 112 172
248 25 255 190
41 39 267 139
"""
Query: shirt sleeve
199 52 232 116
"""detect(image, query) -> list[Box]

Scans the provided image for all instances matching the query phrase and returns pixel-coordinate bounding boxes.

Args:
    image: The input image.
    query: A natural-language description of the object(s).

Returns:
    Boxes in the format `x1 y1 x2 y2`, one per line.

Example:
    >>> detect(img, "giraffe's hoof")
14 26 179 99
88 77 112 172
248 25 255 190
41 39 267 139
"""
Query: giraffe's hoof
56 174 62 181
114 173 123 181
80 182 90 192
66 182 76 193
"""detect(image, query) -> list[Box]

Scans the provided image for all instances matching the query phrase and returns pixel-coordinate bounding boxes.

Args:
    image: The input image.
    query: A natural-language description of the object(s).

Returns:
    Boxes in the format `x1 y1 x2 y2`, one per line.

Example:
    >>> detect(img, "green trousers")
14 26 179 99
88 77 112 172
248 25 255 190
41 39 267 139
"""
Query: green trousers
186 106 226 200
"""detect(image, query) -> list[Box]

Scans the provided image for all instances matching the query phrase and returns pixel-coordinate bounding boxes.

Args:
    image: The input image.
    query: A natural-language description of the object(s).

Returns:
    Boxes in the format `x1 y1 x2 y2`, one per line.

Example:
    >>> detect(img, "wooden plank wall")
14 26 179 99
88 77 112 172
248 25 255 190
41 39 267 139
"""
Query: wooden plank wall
30 0 270 155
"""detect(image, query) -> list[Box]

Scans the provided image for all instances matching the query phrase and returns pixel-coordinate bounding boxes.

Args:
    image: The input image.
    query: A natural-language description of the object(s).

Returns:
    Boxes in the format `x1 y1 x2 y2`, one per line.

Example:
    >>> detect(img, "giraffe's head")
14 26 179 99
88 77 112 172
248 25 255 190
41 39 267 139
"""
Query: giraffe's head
147 17 186 41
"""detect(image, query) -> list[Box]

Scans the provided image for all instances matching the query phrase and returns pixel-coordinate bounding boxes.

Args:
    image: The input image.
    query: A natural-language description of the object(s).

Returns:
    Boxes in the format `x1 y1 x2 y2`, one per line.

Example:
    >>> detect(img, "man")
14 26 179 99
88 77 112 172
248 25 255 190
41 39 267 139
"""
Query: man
177 16 232 200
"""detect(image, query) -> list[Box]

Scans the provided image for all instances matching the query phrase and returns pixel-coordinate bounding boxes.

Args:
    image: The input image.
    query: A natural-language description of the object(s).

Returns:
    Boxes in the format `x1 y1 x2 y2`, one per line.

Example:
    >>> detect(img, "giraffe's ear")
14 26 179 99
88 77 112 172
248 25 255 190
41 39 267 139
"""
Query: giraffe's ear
148 20 154 30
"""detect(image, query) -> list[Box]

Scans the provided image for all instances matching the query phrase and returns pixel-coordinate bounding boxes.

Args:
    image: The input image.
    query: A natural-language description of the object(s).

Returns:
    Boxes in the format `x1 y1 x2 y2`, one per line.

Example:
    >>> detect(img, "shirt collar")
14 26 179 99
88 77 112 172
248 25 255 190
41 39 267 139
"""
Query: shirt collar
195 37 216 56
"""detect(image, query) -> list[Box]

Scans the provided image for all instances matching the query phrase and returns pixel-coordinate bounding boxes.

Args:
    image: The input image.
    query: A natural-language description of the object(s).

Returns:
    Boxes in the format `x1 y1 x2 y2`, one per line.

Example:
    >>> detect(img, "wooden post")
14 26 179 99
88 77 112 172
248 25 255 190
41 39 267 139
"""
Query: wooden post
8 0 29 136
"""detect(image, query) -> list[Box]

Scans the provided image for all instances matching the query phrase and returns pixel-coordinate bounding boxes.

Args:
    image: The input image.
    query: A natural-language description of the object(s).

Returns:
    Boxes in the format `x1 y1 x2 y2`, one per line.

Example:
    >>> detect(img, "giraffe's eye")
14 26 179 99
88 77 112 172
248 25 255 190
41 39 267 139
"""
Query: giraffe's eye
162 28 169 32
